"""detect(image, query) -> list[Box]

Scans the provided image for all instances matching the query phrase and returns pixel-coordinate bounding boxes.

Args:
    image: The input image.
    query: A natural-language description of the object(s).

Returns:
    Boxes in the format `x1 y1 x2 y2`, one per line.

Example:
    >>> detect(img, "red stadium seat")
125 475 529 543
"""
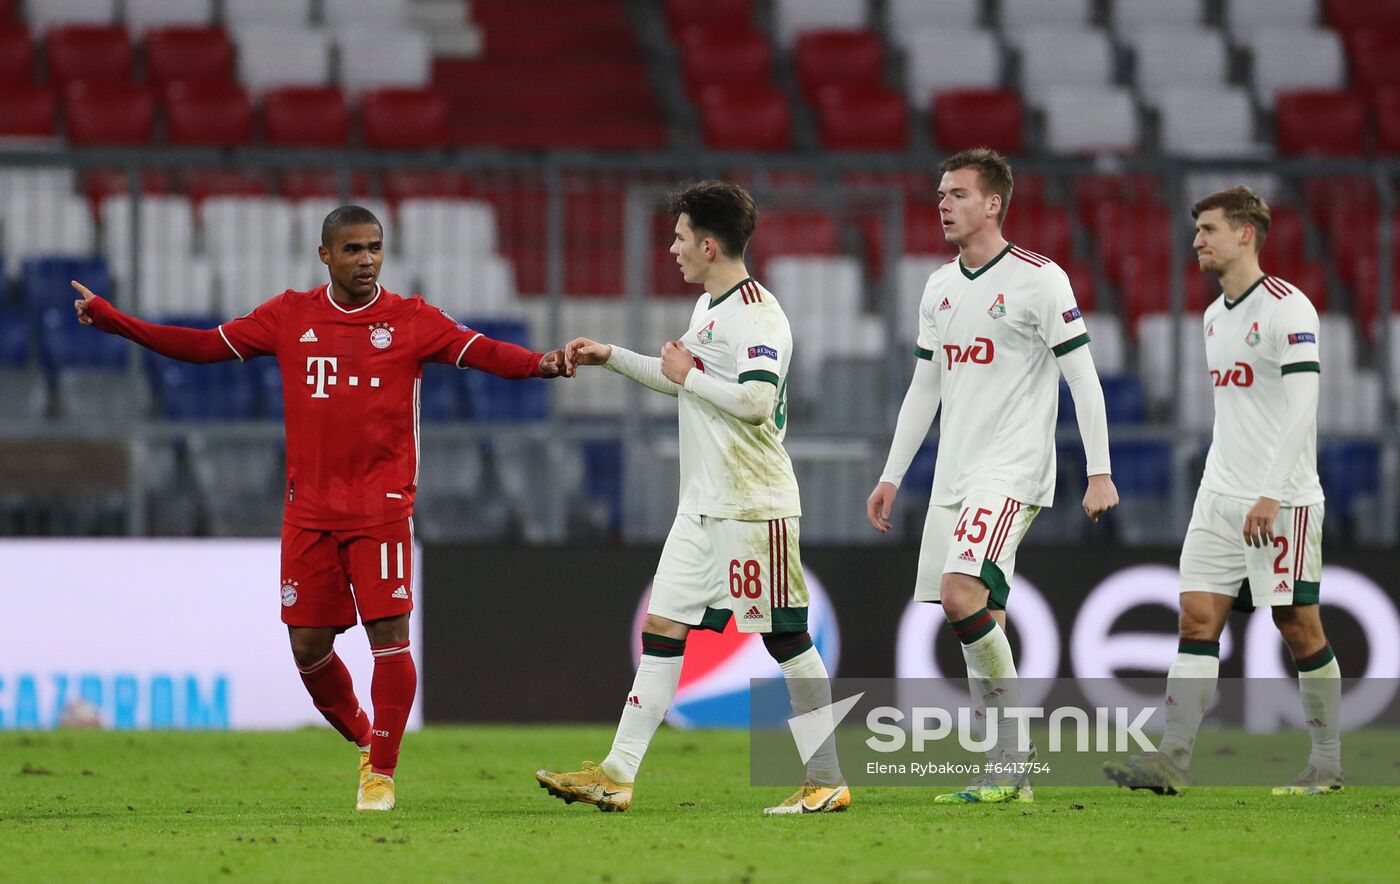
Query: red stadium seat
1003 204 1073 265
933 90 1024 154
472 0 628 28
1276 91 1368 155
164 82 252 146
667 0 752 33
697 85 791 151
0 25 33 83
1094 204 1175 286
1274 263 1330 312
1259 205 1307 272
0 83 55 137
1345 30 1400 96
678 25 771 95
482 22 637 59
64 82 154 146
451 117 666 150
1352 257 1400 334
746 210 840 275
1326 0 1400 32
382 170 473 204
815 84 908 150
185 168 270 203
1376 89 1400 152
82 168 175 206
794 30 884 104
261 86 348 147
144 26 234 88
46 25 132 86
359 88 447 149
1063 261 1096 313
278 168 374 200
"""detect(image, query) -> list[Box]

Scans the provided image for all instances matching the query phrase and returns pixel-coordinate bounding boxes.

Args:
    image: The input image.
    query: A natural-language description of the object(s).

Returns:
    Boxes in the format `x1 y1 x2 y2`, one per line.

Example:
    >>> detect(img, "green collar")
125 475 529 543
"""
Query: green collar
1224 275 1267 310
959 243 1013 280
709 276 753 309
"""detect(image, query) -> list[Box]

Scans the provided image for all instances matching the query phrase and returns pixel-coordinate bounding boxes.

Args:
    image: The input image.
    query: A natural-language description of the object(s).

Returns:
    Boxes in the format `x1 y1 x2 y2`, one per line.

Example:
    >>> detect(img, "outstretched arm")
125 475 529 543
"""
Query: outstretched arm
73 280 240 363
566 337 681 397
1058 345 1118 522
867 358 943 532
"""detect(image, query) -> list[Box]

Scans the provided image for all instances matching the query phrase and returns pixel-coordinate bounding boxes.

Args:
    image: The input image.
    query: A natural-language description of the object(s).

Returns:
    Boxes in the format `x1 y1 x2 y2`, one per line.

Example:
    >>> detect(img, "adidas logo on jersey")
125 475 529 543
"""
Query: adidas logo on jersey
391 585 409 599
743 605 764 620
938 297 952 311
300 328 318 343
1274 580 1291 594
626 694 642 709
957 548 978 563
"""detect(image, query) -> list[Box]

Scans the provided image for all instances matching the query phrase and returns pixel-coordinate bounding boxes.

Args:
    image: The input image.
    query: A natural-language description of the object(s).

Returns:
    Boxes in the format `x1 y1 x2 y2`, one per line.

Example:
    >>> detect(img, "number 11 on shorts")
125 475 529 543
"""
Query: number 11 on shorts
380 541 405 580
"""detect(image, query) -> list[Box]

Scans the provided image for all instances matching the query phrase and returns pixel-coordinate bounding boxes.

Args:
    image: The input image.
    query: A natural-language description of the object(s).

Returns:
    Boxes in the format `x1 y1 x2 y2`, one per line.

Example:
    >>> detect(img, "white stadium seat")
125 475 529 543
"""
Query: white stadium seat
888 0 981 33
200 197 299 315
27 0 117 32
1158 87 1260 157
414 254 519 318
123 0 215 34
1241 28 1346 105
999 0 1092 28
337 29 432 95
1136 313 1210 426
3 194 95 266
896 256 955 336
765 257 874 382
1042 86 1139 153
235 27 332 94
1113 0 1202 35
100 196 198 309
224 0 313 29
1086 314 1127 375
902 29 1003 104
1225 0 1318 36
1128 27 1229 107
398 199 499 261
773 0 869 46
1014 28 1114 106
323 0 411 29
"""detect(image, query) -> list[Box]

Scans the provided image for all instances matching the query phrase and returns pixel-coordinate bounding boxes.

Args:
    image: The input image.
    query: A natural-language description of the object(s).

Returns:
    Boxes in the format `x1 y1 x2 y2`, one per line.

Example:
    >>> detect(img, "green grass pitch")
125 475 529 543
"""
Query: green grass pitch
4 726 1397 882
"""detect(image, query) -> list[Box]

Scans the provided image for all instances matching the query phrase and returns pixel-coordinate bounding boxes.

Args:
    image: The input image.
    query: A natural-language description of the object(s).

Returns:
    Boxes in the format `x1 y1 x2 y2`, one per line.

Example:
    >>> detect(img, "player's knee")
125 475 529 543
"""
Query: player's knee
939 575 986 620
1273 606 1323 652
289 634 334 667
1178 600 1221 640
641 613 689 640
762 630 813 664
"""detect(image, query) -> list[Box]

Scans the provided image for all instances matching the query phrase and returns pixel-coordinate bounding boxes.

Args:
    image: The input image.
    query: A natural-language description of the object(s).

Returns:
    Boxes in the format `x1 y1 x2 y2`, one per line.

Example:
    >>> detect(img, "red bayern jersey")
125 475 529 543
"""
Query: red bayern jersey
215 284 539 529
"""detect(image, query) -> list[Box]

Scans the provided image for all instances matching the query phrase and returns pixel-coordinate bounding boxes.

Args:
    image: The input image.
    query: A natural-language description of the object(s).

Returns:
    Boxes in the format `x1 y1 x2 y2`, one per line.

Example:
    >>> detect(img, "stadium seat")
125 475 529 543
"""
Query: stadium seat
45 25 132 85
100 194 197 289
0 301 26 365
1242 27 1346 105
931 89 1022 152
398 198 499 261
2 192 94 268
1227 0 1318 35
1128 27 1229 107
1108 440 1173 498
665 0 752 33
697 85 791 151
39 306 128 367
1258 205 1308 270
261 86 349 147
415 364 460 422
0 84 57 138
1325 0 1400 31
794 30 885 104
124 0 215 33
678 26 771 96
1012 28 1114 106
185 168 270 203
1346 30 1400 96
1275 90 1367 154
814 85 909 151
164 82 253 146
224 0 312 28
150 358 257 420
1002 204 1072 263
1317 440 1381 530
1158 87 1260 156
0 25 33 83
1084 312 1124 373
275 168 373 201
359 88 447 149
459 319 548 421
337 28 431 95
1060 374 1146 425
1113 0 1202 34
199 196 299 314
234 26 331 95
63 82 155 146
745 211 841 278
1376 89 1400 152
765 257 872 381
900 29 1003 104
187 435 284 535
1042 86 1139 154
54 366 153 421
20 255 109 317
26 0 117 33
1000 0 1092 27
382 169 473 204
772 0 867 46
144 26 235 88
414 254 518 317
322 0 411 29
0 368 48 420
888 0 980 31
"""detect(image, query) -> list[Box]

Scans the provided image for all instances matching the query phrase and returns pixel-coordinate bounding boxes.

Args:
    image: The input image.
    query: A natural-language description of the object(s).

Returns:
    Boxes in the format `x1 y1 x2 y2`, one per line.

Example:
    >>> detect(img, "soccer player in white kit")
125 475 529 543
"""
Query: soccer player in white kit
867 149 1119 803
536 181 849 816
1105 187 1342 797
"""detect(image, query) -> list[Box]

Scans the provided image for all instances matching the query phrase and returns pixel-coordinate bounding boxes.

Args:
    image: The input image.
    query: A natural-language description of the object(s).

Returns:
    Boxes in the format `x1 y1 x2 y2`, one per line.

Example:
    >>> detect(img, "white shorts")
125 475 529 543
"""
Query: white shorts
915 491 1040 610
1179 488 1324 609
649 514 809 634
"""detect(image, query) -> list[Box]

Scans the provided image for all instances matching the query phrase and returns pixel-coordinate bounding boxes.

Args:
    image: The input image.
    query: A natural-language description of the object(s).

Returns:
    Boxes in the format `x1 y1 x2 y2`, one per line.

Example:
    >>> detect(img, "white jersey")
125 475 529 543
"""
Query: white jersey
677 277 801 520
916 243 1090 507
1199 274 1323 506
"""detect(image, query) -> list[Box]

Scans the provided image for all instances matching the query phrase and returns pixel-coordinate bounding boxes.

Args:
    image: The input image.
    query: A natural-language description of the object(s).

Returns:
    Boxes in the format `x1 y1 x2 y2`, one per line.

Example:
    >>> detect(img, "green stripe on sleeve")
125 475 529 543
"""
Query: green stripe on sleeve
738 370 779 386
1281 361 1320 375
1052 333 1091 357
914 345 935 360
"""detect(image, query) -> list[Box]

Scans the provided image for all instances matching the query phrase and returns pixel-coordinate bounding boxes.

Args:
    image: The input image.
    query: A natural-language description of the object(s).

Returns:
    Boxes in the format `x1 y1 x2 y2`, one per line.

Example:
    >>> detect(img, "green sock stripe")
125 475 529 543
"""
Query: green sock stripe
1295 644 1335 672
1179 639 1221 657
640 632 685 658
951 608 996 645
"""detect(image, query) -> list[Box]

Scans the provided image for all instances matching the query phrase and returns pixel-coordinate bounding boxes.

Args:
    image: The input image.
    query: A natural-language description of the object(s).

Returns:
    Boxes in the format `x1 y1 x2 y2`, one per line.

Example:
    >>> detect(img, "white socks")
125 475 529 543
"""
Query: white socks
1297 644 1342 771
600 635 684 784
779 645 844 786
951 609 1022 757
1158 641 1221 767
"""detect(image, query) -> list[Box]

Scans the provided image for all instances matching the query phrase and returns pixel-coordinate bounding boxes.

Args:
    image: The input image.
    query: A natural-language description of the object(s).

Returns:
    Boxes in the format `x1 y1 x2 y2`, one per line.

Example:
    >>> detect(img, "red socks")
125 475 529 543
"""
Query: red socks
369 641 417 777
297 651 371 746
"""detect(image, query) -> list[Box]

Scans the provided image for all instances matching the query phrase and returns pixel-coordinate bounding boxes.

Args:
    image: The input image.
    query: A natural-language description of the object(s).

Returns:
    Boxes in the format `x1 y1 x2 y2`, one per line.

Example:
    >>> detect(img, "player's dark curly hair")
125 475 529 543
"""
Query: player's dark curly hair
667 180 757 259
321 205 383 247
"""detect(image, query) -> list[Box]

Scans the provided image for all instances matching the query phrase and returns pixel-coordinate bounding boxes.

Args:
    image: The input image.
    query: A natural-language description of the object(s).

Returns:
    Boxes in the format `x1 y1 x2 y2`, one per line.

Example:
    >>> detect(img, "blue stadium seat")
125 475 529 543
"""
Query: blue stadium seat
258 360 284 418
1059 375 1146 425
0 306 29 365
460 319 548 422
1318 441 1380 524
21 256 110 315
39 305 129 367
418 364 460 422
903 441 938 495
151 359 257 420
581 440 624 531
1109 441 1172 498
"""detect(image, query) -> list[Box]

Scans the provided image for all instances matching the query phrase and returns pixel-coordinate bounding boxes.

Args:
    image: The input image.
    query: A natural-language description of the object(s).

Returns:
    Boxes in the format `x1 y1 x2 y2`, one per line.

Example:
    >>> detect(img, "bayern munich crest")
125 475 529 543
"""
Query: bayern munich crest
281 581 299 606
369 322 394 349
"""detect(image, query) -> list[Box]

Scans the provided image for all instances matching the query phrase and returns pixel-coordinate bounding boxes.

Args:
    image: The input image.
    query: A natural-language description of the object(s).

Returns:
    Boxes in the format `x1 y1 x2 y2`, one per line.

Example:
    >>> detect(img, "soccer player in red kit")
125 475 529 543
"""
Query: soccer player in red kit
72 206 569 811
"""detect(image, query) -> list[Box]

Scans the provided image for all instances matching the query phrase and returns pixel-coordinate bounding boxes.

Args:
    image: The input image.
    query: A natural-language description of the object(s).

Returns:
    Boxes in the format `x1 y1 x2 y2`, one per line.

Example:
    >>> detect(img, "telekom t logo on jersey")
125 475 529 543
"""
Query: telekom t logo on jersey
1210 362 1254 387
306 356 381 398
943 337 995 370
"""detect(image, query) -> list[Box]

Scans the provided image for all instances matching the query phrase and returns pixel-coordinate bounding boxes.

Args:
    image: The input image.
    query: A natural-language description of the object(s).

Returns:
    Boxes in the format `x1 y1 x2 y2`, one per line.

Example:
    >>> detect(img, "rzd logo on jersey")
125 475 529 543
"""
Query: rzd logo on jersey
630 574 840 728
1210 361 1254 387
943 337 995 370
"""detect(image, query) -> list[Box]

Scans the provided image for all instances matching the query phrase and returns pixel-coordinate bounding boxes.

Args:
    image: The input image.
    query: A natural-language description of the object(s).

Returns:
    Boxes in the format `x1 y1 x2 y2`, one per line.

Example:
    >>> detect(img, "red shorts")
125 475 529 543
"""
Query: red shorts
279 518 415 628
